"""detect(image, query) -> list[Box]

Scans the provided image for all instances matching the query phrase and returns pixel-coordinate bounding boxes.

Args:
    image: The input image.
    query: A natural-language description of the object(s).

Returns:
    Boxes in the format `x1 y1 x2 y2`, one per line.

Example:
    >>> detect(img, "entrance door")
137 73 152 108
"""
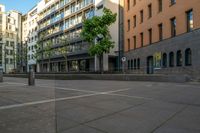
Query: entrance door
147 56 154 74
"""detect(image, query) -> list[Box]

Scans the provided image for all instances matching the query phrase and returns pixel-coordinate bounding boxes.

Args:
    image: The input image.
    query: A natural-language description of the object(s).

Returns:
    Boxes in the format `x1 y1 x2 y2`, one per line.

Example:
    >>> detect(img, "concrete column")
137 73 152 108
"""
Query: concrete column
28 69 35 86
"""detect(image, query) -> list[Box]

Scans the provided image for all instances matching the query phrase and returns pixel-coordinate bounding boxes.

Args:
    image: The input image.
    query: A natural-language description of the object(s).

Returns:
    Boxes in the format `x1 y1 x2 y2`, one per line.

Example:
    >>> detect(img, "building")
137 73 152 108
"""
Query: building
0 4 22 73
124 0 200 77
36 0 120 72
22 6 38 72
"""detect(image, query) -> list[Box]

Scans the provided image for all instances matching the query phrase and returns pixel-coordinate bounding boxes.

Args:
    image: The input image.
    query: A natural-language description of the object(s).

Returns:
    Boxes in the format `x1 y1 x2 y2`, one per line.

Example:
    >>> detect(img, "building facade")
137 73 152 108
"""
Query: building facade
22 6 38 72
0 4 22 73
124 0 200 77
36 0 120 72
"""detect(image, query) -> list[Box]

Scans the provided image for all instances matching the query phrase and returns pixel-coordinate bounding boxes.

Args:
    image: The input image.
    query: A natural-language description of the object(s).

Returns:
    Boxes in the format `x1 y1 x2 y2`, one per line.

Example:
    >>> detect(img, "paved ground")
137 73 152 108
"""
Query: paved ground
0 77 200 133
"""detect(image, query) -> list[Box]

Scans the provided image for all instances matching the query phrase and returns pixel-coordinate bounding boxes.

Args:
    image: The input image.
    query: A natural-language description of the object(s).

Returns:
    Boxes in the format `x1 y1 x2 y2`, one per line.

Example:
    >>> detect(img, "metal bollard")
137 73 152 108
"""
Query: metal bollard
28 69 35 86
0 68 3 82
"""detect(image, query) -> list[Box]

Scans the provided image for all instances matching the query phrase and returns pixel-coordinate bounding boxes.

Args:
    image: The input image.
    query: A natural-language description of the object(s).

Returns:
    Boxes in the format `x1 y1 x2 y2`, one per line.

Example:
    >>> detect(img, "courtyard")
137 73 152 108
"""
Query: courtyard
0 77 200 133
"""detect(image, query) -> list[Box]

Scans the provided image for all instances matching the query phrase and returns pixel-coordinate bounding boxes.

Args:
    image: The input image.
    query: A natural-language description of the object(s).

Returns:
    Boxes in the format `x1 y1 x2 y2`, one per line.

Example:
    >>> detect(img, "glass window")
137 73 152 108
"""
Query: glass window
186 9 193 32
185 48 192 66
162 53 167 68
176 50 182 66
171 17 176 37
158 23 163 41
169 52 174 67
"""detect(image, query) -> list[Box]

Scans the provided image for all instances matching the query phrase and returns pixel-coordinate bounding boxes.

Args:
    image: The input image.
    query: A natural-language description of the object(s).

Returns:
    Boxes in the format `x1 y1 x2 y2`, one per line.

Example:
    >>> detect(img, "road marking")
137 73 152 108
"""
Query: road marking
106 93 153 100
0 87 132 110
4 82 27 86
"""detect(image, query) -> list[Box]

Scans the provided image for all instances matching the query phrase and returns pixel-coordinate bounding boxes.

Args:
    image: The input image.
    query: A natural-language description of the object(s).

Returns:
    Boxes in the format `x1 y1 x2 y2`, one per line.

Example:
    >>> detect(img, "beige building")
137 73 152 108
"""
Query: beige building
0 4 22 73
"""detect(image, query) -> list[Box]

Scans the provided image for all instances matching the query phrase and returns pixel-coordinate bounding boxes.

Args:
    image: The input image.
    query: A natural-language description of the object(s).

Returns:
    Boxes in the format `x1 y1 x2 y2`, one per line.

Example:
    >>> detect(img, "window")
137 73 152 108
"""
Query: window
133 36 136 49
176 50 182 66
133 0 136 6
131 59 134 69
137 58 140 69
169 52 174 67
140 10 143 23
171 17 176 37
127 0 130 11
185 48 192 66
162 53 167 67
148 28 152 44
128 60 131 69
133 15 136 28
186 9 193 32
171 0 176 5
134 59 137 69
148 4 152 18
127 39 130 51
158 0 162 12
128 19 130 31
158 23 163 41
140 32 143 47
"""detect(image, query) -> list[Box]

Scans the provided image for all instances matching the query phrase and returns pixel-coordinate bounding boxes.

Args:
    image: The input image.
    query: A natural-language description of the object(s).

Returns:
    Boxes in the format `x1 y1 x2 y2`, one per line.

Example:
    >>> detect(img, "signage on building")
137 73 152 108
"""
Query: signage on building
121 57 126 62
154 52 162 69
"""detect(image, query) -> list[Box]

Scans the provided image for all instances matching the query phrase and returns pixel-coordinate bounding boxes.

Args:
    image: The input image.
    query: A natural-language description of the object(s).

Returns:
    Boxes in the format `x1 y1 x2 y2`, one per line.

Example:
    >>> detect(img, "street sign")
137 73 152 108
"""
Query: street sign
121 57 126 62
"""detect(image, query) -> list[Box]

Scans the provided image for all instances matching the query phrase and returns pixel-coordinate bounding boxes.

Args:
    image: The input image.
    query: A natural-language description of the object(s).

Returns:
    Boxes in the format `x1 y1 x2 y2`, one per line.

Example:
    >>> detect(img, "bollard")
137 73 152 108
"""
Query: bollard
0 68 3 82
28 69 35 86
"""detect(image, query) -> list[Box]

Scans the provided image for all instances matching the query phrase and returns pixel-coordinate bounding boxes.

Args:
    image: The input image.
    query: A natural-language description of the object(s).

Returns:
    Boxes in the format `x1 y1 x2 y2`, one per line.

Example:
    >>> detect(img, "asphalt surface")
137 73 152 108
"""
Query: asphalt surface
0 77 200 133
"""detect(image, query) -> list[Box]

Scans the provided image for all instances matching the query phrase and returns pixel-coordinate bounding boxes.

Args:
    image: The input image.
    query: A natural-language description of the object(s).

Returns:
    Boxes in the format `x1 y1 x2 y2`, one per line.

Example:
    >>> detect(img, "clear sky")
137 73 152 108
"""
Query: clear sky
0 0 40 14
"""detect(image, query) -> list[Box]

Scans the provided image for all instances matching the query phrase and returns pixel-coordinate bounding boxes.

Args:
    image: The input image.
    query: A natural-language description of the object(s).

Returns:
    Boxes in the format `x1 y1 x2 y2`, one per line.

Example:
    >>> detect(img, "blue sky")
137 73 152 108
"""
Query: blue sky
0 0 40 14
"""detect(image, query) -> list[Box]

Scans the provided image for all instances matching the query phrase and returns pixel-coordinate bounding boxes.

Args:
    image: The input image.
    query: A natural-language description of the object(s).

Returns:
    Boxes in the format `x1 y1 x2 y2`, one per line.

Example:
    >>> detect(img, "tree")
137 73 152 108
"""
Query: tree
43 41 53 72
34 41 42 72
81 8 117 73
57 37 69 72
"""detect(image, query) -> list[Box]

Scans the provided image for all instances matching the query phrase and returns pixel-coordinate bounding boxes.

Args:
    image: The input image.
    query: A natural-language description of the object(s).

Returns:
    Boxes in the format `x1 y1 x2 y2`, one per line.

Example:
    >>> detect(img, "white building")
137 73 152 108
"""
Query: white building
0 4 22 73
24 6 38 72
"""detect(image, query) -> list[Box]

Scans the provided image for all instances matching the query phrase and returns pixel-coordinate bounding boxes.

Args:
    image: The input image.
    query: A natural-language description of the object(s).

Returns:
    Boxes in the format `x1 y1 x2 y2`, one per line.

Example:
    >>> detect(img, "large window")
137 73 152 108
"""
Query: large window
131 59 134 70
127 39 130 51
148 4 152 18
171 17 176 37
158 0 162 12
169 52 174 67
185 48 192 66
158 23 163 41
137 58 140 69
127 0 130 11
140 32 143 47
140 10 143 23
171 0 176 5
176 50 182 66
133 36 136 49
128 19 130 31
148 28 152 44
133 15 136 28
162 53 167 68
186 9 193 32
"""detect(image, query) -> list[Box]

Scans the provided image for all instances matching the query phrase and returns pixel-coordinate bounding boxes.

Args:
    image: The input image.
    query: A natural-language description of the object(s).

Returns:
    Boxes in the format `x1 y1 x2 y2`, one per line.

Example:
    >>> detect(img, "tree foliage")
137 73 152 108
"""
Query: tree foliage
81 8 117 56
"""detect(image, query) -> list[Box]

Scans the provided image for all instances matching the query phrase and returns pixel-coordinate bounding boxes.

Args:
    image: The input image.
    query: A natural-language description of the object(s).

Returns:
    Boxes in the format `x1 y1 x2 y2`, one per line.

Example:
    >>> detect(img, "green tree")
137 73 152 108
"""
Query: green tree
81 8 117 73
43 41 53 72
57 37 69 72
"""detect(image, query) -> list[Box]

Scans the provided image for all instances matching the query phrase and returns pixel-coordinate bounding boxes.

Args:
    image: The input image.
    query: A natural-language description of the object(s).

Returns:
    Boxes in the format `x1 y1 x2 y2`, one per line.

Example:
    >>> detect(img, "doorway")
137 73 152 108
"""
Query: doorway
147 56 154 74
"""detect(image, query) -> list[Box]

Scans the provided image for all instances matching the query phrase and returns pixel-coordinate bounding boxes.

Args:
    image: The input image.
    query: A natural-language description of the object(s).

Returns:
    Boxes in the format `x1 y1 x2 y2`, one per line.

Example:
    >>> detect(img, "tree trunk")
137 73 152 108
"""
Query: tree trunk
65 59 68 72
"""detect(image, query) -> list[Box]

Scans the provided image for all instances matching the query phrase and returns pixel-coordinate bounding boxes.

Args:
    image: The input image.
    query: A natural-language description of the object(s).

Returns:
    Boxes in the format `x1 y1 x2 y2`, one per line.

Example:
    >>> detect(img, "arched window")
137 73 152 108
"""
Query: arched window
137 58 140 69
134 59 137 70
169 52 174 67
176 50 182 66
185 48 192 66
128 60 130 70
162 53 167 68
131 59 134 70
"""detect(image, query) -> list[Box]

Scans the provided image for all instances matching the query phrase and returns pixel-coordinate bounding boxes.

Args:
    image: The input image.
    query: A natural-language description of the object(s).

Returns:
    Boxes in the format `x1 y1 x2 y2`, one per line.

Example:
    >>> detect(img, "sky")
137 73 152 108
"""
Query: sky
0 0 40 14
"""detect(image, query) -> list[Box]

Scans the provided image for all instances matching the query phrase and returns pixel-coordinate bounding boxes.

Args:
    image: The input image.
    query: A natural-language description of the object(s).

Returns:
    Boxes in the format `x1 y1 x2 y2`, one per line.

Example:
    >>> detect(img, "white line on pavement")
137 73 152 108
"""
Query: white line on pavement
0 87 132 110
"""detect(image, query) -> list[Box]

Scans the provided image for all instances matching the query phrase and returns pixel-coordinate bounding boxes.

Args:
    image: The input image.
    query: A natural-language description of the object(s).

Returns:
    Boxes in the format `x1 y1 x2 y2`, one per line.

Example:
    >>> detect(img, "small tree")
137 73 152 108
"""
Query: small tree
81 8 117 73
57 37 69 72
34 41 42 72
43 41 53 72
